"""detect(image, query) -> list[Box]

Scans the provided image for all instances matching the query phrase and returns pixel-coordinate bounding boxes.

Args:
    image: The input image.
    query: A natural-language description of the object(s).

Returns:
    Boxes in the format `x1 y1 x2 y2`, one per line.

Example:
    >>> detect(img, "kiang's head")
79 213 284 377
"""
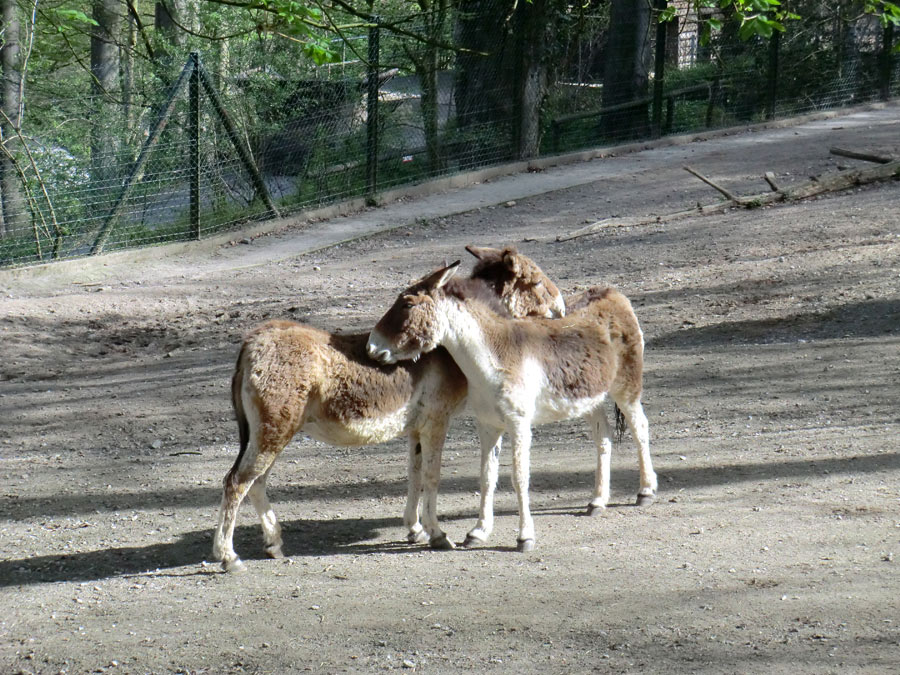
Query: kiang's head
467 245 565 319
366 262 460 365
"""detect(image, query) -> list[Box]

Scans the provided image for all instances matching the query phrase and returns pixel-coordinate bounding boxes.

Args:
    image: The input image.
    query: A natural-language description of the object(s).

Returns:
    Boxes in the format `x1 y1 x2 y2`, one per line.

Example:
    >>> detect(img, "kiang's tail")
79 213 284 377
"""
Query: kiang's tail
229 343 251 474
614 404 627 443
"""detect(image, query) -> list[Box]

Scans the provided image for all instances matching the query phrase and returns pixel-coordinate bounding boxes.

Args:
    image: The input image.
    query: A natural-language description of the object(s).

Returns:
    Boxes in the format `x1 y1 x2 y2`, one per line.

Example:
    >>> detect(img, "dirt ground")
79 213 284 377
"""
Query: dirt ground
1 105 899 674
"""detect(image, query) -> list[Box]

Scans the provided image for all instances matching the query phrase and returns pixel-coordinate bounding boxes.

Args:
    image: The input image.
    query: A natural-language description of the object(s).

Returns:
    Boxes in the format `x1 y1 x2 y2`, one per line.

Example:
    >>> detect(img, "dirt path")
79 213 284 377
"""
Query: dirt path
1 104 899 674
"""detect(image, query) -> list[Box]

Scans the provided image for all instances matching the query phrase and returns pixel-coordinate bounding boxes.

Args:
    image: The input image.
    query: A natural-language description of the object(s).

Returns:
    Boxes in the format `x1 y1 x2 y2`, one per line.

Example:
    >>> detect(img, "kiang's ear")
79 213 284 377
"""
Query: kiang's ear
465 245 500 261
422 260 460 290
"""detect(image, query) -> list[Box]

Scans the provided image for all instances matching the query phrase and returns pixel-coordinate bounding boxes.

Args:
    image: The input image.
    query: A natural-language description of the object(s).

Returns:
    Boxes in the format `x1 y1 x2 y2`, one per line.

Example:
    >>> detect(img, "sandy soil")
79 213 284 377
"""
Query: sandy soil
1 106 899 674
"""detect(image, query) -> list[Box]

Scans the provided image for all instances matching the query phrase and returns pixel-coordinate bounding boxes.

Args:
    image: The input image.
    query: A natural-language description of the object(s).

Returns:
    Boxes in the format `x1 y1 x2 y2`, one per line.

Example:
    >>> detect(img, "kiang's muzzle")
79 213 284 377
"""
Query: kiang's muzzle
366 332 396 364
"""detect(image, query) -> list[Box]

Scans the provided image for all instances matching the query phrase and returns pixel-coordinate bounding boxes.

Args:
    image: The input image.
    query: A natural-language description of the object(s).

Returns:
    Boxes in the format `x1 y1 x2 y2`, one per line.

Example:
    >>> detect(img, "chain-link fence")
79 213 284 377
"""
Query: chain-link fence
0 3 896 268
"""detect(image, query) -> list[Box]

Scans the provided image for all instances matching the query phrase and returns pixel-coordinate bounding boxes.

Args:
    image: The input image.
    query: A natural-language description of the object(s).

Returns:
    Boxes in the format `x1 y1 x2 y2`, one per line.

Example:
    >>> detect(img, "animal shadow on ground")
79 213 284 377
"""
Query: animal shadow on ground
0 517 398 587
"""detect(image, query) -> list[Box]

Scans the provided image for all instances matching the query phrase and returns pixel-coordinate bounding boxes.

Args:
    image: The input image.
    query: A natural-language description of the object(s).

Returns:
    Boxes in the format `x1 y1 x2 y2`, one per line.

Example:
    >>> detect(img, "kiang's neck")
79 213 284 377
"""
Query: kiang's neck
440 298 506 386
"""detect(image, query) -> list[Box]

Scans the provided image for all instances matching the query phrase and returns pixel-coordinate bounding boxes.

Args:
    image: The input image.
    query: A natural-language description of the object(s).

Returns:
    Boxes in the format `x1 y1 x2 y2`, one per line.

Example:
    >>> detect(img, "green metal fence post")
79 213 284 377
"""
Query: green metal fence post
189 52 200 240
366 16 380 199
91 58 194 255
196 63 279 218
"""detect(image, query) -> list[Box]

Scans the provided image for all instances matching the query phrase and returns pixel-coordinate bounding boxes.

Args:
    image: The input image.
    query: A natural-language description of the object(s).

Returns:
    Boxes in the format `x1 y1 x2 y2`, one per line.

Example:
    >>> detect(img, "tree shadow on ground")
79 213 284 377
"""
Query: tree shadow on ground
3 452 898 521
3 451 898 587
648 298 899 348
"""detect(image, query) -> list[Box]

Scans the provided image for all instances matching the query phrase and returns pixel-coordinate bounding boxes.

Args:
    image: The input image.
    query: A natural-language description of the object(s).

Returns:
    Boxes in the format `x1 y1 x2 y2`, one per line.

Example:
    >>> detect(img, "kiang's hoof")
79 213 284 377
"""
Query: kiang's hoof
223 558 248 574
585 503 606 517
429 534 455 551
636 493 656 507
461 534 486 549
516 538 536 553
407 530 430 545
265 545 285 559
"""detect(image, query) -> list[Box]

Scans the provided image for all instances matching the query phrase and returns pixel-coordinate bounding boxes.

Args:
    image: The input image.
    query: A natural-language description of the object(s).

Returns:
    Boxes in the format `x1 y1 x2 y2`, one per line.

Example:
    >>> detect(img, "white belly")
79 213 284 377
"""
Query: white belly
302 406 412 446
533 392 607 425
464 356 608 429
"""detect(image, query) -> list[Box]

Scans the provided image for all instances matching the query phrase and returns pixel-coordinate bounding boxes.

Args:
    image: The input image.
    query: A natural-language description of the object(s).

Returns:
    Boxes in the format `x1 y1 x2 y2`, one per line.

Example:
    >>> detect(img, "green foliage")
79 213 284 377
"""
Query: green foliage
2 0 898 267
440 120 513 169
48 8 97 31
259 0 341 63
664 62 720 91
865 0 900 27
687 0 799 43
666 100 713 133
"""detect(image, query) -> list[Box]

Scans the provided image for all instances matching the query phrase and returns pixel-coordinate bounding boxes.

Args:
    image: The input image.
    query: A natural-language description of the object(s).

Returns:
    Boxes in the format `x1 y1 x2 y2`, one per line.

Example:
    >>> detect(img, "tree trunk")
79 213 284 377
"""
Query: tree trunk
453 0 514 129
601 0 651 139
515 0 556 159
418 59 442 174
91 0 121 185
837 3 860 85
0 0 24 236
123 0 137 140
155 0 180 49
414 0 448 174
454 0 559 159
665 15 679 67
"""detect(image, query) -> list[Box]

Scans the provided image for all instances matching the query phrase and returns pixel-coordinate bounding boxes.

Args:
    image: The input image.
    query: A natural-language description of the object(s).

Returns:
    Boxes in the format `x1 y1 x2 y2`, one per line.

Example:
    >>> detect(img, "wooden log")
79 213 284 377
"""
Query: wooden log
829 147 894 164
782 158 900 200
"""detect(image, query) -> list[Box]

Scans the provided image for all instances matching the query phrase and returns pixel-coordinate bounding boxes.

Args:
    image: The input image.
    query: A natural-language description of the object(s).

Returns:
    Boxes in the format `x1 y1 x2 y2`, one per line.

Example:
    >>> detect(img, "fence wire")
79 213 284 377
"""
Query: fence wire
0 5 896 268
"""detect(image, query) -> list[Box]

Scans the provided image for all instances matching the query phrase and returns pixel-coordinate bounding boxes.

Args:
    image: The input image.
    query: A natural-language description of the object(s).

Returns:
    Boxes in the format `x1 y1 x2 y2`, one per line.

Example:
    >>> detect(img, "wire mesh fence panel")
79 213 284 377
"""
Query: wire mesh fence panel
0 3 896 268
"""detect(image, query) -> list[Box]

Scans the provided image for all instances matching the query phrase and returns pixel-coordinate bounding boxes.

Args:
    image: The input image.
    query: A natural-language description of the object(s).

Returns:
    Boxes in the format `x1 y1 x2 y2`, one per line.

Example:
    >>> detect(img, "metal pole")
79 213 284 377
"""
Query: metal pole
652 0 668 138
189 52 200 240
196 63 280 218
366 16 380 198
91 57 194 255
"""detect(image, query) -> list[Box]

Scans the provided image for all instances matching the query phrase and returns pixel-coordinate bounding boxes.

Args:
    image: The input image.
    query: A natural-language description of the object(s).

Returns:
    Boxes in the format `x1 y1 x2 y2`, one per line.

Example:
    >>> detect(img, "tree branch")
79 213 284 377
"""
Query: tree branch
558 159 900 242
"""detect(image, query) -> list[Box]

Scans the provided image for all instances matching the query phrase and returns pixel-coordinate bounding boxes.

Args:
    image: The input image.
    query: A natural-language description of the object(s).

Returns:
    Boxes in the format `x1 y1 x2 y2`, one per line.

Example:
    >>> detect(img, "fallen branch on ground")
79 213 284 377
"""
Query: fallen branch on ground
556 159 900 242
683 165 742 202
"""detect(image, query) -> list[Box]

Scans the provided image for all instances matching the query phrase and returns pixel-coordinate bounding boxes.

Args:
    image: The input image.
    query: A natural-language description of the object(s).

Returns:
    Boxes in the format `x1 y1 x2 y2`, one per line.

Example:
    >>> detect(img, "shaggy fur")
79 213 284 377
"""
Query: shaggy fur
367 263 656 551
467 245 566 320
212 250 564 572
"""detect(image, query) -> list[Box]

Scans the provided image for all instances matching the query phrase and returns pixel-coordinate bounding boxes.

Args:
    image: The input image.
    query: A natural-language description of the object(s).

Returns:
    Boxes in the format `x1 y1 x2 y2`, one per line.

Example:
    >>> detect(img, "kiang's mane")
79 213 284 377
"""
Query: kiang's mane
443 276 511 317
566 286 613 312
469 257 513 295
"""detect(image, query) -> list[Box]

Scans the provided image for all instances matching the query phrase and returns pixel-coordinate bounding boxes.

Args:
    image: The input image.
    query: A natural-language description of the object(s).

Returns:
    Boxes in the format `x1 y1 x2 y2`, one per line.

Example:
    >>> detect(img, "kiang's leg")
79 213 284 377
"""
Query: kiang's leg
617 397 657 505
586 408 613 515
463 423 503 547
212 428 285 573
403 432 428 544
509 422 535 552
246 463 284 559
418 421 454 550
